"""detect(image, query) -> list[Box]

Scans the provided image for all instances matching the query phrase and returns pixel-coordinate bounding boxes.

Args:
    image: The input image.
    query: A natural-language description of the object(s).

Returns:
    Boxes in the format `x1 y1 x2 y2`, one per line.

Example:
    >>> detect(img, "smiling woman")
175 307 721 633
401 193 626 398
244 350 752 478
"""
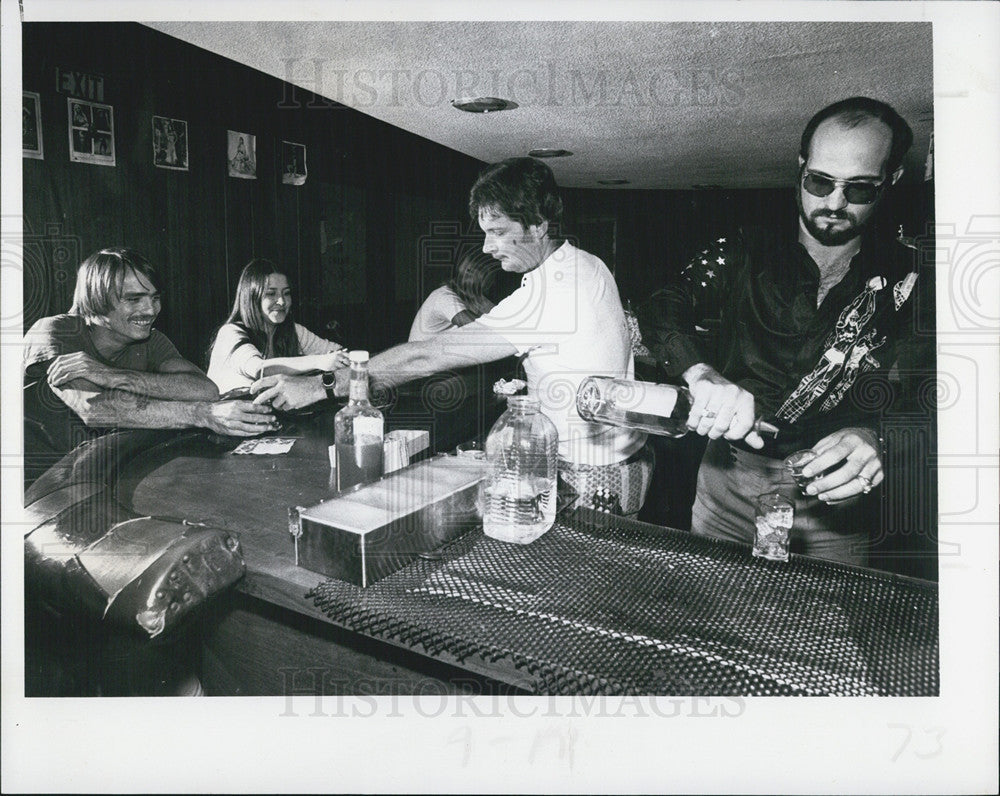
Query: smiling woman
206 258 349 394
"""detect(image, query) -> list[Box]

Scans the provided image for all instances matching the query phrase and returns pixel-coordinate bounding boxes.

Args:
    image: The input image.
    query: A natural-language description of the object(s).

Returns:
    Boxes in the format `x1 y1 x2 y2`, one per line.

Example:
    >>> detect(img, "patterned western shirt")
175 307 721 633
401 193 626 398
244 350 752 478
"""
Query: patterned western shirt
636 226 932 458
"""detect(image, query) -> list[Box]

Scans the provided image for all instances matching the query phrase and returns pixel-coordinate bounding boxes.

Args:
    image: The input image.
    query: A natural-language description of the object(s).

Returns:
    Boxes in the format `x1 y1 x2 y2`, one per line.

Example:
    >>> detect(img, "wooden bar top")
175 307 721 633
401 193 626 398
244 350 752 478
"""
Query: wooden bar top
110 408 537 689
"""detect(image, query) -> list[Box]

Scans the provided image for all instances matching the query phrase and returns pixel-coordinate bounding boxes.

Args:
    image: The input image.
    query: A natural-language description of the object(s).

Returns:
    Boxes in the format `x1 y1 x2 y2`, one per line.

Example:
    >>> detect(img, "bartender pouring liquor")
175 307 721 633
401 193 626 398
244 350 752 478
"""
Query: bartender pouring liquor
637 97 931 566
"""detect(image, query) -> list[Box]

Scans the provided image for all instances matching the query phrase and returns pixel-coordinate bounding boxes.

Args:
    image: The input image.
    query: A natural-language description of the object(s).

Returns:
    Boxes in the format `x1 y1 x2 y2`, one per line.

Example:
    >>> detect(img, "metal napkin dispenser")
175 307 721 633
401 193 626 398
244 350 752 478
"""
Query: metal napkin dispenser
290 455 488 587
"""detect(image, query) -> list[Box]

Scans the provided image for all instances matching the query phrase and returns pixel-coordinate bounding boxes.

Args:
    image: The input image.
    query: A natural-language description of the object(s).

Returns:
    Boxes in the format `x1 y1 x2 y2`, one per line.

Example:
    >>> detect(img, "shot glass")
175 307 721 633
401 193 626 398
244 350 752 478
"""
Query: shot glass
455 439 486 460
783 449 819 494
753 492 794 562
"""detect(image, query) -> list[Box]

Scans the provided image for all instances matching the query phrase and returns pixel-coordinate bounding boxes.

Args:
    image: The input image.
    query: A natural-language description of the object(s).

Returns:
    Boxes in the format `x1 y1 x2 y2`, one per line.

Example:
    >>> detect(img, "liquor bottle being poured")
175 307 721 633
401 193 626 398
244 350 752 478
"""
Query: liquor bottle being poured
576 376 779 440
334 351 384 491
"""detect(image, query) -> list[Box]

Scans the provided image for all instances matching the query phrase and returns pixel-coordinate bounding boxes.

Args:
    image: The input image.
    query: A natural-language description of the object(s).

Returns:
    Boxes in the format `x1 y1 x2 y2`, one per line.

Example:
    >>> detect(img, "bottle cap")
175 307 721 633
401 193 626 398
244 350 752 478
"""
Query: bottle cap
507 394 539 410
348 350 369 364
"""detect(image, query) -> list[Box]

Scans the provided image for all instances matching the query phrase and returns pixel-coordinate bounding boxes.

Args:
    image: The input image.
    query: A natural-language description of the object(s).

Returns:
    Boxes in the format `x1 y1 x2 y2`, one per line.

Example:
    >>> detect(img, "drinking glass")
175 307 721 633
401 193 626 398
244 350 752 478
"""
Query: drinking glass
753 492 794 562
784 449 819 494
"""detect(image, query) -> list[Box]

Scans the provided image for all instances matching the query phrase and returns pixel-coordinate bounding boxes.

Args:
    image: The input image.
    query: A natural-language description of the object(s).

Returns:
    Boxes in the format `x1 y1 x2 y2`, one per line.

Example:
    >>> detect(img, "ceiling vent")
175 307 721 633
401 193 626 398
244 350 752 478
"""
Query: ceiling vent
450 97 518 113
528 148 572 158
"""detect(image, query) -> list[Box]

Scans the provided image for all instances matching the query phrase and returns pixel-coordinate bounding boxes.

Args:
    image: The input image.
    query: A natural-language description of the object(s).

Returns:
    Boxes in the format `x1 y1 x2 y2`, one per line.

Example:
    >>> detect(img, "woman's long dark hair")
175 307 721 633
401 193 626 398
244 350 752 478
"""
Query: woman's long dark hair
208 259 300 365
445 249 505 318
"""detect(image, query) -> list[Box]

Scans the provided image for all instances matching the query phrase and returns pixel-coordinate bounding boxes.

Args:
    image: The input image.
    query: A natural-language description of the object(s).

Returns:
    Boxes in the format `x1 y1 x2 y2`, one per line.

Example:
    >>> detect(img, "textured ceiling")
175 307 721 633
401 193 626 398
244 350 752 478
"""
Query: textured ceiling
145 21 933 189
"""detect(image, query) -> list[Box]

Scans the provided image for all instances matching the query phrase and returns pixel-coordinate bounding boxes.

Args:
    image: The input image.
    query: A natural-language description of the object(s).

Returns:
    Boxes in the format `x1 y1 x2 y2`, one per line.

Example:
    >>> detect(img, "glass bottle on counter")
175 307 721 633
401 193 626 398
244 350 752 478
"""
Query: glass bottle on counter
334 351 384 491
576 376 779 439
482 395 559 545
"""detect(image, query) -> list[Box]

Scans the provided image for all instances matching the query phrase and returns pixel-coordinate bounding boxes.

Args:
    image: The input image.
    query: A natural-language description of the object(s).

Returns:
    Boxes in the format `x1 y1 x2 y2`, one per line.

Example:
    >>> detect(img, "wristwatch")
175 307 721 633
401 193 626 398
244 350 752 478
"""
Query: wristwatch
321 371 337 401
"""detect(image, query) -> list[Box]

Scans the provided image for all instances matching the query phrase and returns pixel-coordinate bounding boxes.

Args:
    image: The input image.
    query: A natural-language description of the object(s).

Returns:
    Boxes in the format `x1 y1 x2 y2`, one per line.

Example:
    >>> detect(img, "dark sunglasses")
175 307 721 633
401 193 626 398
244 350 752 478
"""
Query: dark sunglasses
801 169 886 205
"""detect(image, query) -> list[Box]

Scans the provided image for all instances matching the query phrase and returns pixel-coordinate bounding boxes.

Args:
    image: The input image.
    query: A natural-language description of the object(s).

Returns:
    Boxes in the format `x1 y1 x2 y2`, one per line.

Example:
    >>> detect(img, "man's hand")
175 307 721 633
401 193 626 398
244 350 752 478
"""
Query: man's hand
802 427 883 502
332 365 351 398
250 373 325 410
47 351 119 389
196 400 277 437
321 350 351 372
683 363 764 449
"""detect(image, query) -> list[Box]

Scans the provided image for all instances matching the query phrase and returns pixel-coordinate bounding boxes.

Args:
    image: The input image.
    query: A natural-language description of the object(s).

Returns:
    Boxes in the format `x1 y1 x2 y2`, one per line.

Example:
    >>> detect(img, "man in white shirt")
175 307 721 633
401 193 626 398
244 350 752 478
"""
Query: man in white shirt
254 157 651 514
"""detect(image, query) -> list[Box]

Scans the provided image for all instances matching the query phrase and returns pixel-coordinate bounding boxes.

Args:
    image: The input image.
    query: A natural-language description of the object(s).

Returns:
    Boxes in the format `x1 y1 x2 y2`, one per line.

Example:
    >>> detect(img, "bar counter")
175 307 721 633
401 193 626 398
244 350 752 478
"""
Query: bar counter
25 391 939 697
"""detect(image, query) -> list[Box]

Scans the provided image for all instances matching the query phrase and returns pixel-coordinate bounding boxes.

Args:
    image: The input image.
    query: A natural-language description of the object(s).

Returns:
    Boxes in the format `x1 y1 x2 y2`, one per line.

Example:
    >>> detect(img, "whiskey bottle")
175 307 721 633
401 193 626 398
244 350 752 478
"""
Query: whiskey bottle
576 376 779 439
334 351 384 491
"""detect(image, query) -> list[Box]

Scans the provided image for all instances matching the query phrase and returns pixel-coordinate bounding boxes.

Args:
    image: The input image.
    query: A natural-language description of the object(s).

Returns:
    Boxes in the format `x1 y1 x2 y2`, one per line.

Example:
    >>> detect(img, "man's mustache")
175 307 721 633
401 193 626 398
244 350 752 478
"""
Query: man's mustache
813 210 851 221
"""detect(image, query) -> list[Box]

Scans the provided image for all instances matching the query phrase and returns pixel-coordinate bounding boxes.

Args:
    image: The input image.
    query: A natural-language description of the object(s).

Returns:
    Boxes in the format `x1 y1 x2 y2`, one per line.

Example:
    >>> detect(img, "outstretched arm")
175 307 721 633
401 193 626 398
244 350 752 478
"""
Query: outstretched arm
53 378 275 436
47 351 219 401
258 349 351 377
250 322 518 408
365 323 517 388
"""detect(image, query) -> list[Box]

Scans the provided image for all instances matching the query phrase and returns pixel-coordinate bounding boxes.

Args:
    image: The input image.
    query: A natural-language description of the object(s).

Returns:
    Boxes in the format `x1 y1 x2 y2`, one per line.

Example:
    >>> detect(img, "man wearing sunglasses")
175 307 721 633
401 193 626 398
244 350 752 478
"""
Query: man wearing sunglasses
638 96 929 566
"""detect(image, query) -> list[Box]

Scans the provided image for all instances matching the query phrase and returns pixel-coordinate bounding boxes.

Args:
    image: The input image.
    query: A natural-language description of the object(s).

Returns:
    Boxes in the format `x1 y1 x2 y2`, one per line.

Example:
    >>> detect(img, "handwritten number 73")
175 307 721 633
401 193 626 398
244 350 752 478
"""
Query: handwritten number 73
888 724 946 762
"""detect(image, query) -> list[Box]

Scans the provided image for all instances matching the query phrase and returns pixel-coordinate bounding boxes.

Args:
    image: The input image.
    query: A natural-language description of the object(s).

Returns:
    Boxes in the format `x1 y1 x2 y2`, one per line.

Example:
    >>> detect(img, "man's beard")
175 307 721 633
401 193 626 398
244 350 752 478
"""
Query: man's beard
799 202 866 247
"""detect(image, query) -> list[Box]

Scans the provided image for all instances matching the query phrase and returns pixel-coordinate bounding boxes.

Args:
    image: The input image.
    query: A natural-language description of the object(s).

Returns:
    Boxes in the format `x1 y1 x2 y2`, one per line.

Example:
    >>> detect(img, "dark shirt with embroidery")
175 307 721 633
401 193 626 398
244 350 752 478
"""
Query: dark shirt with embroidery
636 226 928 458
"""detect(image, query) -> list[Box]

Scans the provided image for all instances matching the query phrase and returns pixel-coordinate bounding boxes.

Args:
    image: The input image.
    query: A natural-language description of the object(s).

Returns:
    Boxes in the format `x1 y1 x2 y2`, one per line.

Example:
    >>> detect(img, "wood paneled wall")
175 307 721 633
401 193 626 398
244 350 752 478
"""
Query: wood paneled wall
22 23 486 362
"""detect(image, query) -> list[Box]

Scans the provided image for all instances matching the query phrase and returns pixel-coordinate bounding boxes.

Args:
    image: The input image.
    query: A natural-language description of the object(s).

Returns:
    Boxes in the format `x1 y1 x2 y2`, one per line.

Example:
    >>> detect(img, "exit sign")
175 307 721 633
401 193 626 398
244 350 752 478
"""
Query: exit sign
56 68 105 101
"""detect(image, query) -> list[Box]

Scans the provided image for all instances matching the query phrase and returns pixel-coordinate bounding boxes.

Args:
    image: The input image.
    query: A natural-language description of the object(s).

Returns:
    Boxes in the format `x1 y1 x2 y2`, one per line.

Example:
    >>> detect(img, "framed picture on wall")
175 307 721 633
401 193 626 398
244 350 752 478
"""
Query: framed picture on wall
152 116 188 171
281 140 307 186
227 130 256 179
23 91 43 159
68 97 115 166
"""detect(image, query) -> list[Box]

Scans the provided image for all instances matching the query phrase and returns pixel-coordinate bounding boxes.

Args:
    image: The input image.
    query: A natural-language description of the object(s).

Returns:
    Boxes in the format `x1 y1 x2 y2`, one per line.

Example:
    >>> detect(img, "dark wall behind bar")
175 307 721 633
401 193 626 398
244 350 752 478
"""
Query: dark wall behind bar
22 22 488 362
24 23 930 364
